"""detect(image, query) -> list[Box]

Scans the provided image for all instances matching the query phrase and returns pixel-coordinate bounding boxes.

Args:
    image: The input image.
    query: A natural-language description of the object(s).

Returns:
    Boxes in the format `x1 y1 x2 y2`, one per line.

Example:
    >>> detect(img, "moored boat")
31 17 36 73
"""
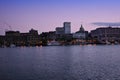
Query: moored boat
47 40 60 46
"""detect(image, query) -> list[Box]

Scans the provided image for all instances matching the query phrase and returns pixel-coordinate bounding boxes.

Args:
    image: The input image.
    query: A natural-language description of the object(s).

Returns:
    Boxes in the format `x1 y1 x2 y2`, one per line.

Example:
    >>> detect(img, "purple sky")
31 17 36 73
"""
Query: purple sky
0 0 120 35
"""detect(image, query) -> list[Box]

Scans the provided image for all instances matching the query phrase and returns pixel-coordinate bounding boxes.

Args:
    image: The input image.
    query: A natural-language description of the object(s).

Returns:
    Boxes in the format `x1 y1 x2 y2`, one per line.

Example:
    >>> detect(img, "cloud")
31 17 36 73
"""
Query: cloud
92 22 120 26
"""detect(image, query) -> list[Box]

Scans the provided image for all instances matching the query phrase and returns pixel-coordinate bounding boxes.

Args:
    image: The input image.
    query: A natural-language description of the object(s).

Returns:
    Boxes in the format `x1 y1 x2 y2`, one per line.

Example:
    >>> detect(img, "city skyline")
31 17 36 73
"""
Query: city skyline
0 0 120 35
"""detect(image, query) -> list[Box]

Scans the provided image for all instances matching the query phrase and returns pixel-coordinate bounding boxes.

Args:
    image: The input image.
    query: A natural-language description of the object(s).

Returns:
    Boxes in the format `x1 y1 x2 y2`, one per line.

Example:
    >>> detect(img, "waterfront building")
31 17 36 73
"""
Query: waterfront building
0 35 5 46
23 28 39 46
40 31 56 40
5 28 40 46
29 28 38 35
40 31 56 46
73 25 88 39
56 27 64 34
5 31 20 36
63 22 71 34
48 31 56 40
56 34 73 41
20 33 30 43
5 31 21 45
91 27 120 43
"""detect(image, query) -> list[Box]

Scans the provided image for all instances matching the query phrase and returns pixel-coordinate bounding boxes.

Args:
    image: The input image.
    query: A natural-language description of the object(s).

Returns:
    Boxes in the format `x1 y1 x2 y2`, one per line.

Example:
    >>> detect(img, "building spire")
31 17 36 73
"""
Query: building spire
80 24 84 32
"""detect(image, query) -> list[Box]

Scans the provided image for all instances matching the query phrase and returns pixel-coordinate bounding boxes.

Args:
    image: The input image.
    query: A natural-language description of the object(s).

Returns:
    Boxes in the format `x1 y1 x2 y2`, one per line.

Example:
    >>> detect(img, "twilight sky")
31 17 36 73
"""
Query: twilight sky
0 0 120 35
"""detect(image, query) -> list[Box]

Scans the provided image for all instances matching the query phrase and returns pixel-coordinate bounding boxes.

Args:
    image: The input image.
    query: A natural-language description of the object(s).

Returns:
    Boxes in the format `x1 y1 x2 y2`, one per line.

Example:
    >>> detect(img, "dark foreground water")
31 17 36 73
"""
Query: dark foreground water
0 45 120 80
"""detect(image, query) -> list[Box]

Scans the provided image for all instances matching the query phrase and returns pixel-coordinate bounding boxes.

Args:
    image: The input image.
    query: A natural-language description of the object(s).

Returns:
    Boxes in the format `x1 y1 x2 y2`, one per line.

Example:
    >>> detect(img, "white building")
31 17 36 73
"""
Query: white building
73 25 88 39
63 22 71 34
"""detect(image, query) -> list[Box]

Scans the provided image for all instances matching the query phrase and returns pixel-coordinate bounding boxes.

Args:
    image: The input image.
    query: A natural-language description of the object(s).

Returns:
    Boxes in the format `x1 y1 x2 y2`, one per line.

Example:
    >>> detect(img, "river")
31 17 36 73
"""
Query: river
0 45 120 80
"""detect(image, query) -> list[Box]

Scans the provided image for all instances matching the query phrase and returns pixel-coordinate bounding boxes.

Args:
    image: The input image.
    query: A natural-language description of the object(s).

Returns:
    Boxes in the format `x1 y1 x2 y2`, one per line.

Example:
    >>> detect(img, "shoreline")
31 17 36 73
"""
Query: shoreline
0 43 119 48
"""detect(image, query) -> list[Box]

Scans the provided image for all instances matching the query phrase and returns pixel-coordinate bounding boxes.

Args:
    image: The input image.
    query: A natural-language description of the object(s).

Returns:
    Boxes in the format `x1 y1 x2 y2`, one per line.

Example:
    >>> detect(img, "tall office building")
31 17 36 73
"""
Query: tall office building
63 22 71 34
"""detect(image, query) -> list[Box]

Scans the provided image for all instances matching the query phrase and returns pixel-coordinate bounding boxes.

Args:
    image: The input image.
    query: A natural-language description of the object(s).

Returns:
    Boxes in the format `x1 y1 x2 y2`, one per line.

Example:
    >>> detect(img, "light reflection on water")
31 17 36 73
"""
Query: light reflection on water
0 45 120 80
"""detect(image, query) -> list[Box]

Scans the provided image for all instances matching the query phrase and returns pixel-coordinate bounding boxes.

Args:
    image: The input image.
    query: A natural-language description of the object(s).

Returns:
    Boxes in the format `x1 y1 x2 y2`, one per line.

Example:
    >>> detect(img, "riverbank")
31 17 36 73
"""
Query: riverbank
0 42 119 48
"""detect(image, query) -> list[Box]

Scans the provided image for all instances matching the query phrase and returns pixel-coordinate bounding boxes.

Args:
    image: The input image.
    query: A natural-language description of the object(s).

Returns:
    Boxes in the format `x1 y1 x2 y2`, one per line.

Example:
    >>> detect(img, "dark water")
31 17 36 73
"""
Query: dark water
0 45 120 80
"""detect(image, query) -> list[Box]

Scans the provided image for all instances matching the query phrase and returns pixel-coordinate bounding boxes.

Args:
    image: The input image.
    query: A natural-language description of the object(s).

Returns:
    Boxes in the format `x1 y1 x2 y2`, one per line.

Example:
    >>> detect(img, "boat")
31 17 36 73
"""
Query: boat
47 40 60 46
10 44 16 48
105 40 111 45
114 41 119 45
